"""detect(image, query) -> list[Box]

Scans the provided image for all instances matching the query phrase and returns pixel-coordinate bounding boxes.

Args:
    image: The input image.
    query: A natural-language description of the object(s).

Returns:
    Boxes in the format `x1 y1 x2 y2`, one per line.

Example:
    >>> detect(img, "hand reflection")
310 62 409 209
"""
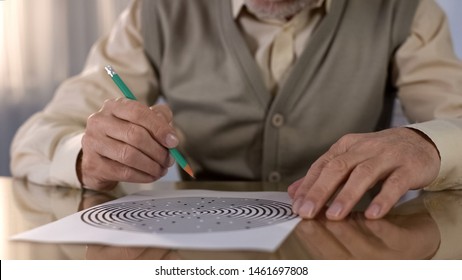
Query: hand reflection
78 189 116 211
295 211 440 259
86 245 181 260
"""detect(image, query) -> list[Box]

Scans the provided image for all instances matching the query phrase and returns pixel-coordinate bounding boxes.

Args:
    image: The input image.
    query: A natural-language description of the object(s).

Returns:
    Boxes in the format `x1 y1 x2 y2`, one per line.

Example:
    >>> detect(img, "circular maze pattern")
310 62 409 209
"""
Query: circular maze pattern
81 197 297 233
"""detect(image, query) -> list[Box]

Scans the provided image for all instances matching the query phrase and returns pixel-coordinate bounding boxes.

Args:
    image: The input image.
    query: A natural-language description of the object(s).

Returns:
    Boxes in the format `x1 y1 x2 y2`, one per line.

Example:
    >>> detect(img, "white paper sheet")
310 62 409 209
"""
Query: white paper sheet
11 189 301 252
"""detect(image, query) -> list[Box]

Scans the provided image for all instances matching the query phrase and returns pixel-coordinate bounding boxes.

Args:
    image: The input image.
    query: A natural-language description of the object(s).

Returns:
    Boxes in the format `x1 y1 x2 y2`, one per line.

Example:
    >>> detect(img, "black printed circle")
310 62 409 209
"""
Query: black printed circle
81 197 297 233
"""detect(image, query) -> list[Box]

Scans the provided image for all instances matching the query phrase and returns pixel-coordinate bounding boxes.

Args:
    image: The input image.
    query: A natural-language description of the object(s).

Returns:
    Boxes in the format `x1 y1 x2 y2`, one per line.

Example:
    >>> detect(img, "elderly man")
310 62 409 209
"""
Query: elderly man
11 0 462 220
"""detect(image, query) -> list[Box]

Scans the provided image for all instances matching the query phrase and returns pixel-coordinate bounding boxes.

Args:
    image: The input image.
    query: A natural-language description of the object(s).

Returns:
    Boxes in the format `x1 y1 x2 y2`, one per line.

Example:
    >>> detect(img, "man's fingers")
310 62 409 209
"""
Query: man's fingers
290 154 340 214
325 158 395 220
104 119 173 169
83 134 167 182
293 151 372 219
91 135 167 177
287 178 304 198
291 128 440 220
107 98 178 148
81 152 164 191
292 135 356 197
81 99 178 190
365 170 411 219
86 111 172 170
150 104 174 123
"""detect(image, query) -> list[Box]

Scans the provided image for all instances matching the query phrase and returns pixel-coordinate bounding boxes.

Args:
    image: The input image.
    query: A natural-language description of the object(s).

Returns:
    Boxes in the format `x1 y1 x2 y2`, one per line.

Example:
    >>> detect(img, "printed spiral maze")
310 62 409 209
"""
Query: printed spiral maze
81 197 297 233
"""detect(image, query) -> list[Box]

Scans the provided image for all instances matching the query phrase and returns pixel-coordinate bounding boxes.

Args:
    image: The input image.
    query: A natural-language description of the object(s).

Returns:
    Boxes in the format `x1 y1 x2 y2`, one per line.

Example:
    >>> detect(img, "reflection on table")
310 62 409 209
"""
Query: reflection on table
1 177 461 259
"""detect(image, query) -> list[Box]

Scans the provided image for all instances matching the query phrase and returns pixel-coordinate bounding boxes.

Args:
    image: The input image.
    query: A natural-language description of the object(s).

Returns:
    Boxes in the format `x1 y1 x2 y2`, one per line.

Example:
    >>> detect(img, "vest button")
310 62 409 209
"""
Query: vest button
272 113 284 128
268 171 281 182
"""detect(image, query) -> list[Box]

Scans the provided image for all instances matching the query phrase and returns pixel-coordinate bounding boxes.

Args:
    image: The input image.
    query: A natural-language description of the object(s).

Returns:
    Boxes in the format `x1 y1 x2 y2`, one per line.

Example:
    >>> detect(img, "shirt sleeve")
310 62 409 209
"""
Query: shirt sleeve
10 0 158 188
394 0 462 191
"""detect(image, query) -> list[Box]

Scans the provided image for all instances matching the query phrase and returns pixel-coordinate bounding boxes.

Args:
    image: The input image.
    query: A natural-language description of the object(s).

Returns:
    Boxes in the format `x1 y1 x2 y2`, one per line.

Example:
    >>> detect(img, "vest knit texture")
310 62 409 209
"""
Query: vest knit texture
141 0 419 183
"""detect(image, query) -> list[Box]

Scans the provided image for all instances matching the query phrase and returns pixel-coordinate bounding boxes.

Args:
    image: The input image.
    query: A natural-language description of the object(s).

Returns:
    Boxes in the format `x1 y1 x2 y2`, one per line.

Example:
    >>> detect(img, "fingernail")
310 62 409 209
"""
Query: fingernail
165 133 179 147
298 200 316 218
326 202 343 218
366 204 381 218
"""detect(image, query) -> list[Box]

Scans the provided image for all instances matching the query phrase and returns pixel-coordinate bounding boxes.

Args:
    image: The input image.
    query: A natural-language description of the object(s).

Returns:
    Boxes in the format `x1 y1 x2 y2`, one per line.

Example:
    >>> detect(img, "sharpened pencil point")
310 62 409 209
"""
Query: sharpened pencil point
184 165 195 179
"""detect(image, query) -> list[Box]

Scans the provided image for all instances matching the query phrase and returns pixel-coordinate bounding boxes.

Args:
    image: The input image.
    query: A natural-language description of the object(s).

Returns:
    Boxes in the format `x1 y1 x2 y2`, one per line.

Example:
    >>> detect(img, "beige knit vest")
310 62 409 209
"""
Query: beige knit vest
141 0 419 183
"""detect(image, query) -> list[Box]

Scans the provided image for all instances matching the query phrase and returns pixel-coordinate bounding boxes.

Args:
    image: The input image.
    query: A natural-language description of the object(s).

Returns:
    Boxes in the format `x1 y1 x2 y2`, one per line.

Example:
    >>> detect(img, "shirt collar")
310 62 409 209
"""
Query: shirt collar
232 0 331 19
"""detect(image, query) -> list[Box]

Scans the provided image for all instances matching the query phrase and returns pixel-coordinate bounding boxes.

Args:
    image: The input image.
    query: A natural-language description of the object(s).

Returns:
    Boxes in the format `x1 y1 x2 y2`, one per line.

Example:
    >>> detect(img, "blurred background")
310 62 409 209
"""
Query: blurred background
0 0 130 177
1 0 461 178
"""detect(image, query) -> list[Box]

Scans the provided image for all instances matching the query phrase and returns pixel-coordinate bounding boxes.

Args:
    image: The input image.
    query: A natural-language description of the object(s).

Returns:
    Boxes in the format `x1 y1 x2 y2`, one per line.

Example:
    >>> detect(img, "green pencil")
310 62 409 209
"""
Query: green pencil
104 65 195 178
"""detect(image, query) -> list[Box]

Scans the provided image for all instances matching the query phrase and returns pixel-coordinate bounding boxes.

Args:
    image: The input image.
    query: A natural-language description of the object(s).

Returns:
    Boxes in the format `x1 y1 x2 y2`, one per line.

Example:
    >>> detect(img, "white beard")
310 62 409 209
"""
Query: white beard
244 0 315 19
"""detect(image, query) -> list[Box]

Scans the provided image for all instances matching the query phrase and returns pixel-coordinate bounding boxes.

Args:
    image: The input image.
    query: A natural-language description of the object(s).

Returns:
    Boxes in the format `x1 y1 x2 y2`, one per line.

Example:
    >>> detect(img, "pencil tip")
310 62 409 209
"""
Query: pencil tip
184 165 195 179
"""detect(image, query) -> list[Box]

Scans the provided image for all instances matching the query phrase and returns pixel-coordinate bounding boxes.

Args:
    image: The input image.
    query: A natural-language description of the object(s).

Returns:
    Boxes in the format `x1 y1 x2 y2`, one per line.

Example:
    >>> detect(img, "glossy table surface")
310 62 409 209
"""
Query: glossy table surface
1 177 461 260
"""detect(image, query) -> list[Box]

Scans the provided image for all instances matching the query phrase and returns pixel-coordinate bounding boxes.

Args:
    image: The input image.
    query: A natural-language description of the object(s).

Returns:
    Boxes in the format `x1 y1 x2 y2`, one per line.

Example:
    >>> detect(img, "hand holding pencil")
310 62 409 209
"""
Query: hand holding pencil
77 66 193 191
104 65 194 178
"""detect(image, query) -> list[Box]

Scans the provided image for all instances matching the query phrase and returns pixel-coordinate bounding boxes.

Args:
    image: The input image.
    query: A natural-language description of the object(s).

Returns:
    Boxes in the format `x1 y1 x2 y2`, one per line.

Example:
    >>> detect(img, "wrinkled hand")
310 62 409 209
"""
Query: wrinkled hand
295 212 440 259
288 128 440 220
78 98 177 191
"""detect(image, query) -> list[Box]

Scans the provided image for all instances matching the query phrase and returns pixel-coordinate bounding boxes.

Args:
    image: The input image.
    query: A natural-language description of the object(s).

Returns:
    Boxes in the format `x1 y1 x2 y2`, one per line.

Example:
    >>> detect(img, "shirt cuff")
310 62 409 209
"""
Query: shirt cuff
50 132 84 188
406 119 462 191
